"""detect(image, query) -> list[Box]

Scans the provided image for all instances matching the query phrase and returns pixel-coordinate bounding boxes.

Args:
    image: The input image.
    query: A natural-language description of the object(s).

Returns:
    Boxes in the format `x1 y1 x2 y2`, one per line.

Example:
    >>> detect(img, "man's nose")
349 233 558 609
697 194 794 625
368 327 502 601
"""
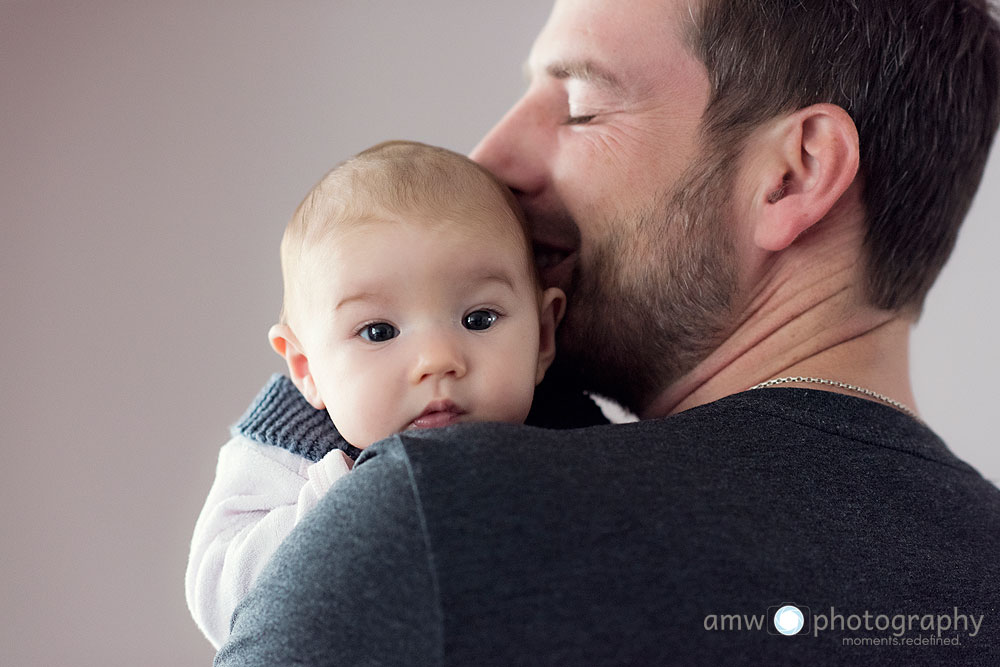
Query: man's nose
408 333 468 385
469 95 548 197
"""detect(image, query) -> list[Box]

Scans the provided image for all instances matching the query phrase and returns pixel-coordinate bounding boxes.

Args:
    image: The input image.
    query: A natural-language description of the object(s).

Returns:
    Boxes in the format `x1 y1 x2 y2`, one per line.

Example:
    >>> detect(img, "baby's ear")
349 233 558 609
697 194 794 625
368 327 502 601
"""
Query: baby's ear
268 324 325 410
535 287 566 384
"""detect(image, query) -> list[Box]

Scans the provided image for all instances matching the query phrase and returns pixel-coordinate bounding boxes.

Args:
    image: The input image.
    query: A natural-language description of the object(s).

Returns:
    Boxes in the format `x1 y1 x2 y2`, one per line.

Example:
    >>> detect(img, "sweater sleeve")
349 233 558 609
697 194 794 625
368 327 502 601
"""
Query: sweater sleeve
233 371 610 462
233 374 364 461
215 438 442 667
185 435 352 648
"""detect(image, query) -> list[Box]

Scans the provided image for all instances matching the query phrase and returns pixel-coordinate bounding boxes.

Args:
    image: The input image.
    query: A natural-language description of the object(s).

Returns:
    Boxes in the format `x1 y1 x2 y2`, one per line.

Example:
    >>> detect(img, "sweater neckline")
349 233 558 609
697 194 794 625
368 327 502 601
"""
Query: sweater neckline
710 387 974 474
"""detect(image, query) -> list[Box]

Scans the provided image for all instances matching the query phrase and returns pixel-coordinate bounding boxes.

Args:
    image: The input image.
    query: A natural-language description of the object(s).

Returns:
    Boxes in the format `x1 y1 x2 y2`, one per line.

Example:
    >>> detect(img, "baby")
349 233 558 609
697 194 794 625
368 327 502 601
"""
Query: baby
186 140 566 648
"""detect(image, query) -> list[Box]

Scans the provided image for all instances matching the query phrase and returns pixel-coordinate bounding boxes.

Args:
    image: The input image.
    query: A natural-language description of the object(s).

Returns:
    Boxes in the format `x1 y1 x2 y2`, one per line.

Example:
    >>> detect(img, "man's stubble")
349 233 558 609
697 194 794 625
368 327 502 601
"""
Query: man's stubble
552 149 740 415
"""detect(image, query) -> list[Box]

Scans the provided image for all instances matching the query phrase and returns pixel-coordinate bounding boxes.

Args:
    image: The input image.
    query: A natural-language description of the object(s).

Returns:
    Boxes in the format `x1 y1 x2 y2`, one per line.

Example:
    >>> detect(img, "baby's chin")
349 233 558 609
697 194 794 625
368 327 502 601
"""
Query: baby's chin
353 407 528 448
346 414 469 450
405 409 467 431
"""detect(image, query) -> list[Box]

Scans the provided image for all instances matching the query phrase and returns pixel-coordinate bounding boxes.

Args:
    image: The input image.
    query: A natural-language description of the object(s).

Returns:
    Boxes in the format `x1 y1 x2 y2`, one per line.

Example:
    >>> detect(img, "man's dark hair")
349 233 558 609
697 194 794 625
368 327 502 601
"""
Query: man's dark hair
689 0 1000 311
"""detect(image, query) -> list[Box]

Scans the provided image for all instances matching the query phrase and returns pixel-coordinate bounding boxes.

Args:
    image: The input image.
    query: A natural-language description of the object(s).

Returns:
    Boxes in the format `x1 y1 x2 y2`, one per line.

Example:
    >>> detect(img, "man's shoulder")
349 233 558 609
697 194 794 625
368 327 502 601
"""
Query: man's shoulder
230 394 1000 666
375 388 995 485
370 390 1000 566
354 398 1000 665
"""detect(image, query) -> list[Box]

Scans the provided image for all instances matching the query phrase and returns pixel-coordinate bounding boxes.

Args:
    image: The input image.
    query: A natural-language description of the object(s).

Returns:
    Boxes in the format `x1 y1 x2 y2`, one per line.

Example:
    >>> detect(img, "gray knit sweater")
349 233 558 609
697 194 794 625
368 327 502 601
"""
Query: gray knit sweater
218 385 1000 666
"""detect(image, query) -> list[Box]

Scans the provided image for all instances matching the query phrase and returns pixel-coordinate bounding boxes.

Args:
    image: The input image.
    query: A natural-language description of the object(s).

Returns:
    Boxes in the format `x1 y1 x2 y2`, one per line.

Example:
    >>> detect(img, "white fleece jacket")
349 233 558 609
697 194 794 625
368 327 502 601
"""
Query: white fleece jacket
185 435 353 648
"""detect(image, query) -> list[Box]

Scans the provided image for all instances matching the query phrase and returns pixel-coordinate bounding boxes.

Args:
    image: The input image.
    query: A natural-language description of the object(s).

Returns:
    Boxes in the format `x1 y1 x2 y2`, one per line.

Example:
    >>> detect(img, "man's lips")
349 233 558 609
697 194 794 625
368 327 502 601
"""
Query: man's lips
408 400 466 429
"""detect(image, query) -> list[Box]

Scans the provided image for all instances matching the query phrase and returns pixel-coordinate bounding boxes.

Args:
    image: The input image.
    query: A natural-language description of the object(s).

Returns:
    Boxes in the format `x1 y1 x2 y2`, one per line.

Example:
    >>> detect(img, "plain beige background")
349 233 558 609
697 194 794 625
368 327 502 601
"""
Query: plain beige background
2 2 997 665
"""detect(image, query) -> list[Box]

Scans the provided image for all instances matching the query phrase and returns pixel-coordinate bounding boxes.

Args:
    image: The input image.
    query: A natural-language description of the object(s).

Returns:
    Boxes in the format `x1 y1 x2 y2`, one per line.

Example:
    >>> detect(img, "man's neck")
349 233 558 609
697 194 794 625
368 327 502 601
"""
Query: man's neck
642 223 918 419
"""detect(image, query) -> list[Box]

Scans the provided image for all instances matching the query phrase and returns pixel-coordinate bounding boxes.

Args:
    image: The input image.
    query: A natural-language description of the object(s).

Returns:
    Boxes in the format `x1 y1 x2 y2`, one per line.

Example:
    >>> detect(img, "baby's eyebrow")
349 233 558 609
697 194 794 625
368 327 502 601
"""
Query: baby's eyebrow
471 271 517 292
334 272 518 312
334 291 382 311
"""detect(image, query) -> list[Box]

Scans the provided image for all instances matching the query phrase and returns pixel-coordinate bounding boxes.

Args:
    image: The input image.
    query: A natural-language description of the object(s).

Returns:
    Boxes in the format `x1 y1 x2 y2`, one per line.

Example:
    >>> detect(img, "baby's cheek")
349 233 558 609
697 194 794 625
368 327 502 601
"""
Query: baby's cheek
328 396 398 450
324 404 361 449
323 391 366 449
489 363 538 424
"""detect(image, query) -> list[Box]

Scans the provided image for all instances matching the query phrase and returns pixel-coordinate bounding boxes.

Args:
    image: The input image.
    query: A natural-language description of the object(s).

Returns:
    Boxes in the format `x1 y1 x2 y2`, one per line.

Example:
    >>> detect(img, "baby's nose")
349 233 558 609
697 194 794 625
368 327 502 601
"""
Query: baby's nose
408 333 468 385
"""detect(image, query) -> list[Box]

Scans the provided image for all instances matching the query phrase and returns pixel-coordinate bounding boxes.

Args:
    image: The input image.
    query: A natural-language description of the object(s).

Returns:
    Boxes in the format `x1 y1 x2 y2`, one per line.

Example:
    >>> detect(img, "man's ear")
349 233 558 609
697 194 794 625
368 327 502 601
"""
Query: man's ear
535 287 567 384
268 324 325 410
750 103 860 251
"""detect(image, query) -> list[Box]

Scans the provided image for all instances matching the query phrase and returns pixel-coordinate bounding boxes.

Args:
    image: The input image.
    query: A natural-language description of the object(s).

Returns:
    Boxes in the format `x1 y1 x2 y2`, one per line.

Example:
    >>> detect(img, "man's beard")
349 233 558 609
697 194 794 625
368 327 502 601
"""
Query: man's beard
552 150 739 415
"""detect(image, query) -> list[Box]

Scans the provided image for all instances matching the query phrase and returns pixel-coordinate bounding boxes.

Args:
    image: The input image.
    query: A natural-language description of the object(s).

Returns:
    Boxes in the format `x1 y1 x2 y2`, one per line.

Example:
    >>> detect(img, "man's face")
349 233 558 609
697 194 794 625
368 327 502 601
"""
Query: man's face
470 0 738 413
295 213 554 448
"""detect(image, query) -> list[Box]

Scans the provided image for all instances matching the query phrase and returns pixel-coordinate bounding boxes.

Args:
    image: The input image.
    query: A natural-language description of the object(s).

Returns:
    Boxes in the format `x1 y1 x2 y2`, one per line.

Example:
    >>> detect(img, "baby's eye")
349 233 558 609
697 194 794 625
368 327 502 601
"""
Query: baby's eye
359 322 399 342
463 310 498 331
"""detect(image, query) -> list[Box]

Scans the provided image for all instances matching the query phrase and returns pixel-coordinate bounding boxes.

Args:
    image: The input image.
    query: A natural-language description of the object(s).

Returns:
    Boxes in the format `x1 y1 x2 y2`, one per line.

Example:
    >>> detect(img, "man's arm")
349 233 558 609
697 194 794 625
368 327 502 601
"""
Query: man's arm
214 438 443 667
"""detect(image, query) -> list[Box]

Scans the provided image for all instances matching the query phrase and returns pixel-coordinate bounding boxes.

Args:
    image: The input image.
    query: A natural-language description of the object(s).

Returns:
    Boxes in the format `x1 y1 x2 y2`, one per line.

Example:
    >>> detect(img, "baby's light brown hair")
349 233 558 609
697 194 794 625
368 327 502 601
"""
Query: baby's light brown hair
278 140 535 326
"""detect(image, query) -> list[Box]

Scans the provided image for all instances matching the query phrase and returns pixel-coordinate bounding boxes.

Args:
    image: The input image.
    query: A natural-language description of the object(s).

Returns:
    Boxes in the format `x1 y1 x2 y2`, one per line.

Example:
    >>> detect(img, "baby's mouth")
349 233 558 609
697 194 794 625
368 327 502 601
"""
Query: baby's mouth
408 400 466 429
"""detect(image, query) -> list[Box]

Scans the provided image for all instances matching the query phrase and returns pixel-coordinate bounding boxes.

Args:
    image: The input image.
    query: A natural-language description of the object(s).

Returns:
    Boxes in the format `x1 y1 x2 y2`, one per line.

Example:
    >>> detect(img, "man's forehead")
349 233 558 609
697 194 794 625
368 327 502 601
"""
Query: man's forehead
527 0 698 84
545 0 696 26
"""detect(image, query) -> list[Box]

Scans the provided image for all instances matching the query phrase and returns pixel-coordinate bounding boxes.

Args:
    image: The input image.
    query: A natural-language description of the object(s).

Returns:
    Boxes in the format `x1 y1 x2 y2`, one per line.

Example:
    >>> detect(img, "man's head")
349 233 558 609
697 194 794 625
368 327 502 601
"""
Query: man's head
270 141 565 447
471 0 1000 414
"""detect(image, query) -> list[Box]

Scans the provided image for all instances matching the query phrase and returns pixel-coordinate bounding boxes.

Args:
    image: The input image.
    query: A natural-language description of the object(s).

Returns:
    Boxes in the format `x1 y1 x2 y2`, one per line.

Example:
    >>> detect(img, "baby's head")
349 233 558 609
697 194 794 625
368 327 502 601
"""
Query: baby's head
268 141 565 448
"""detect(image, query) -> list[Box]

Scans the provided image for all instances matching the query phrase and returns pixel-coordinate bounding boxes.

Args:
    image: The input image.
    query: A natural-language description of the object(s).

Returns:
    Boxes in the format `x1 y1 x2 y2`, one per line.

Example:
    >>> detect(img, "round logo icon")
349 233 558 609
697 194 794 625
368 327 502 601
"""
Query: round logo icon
773 605 805 636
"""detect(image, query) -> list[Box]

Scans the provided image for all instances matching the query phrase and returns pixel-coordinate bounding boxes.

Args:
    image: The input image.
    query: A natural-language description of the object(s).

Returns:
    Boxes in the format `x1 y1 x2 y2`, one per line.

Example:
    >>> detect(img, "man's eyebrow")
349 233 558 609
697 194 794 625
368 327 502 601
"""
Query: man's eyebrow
541 59 625 93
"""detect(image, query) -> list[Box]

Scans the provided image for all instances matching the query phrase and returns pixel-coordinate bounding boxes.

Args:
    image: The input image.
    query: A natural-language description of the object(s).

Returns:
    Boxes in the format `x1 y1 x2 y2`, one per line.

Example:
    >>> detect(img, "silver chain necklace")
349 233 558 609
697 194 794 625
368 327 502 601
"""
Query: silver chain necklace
748 376 918 420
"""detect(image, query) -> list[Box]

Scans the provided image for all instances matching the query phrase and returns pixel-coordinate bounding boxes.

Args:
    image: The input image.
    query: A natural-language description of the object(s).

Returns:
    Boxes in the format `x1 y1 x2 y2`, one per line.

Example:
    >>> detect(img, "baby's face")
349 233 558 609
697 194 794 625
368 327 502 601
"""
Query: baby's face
294 213 555 448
